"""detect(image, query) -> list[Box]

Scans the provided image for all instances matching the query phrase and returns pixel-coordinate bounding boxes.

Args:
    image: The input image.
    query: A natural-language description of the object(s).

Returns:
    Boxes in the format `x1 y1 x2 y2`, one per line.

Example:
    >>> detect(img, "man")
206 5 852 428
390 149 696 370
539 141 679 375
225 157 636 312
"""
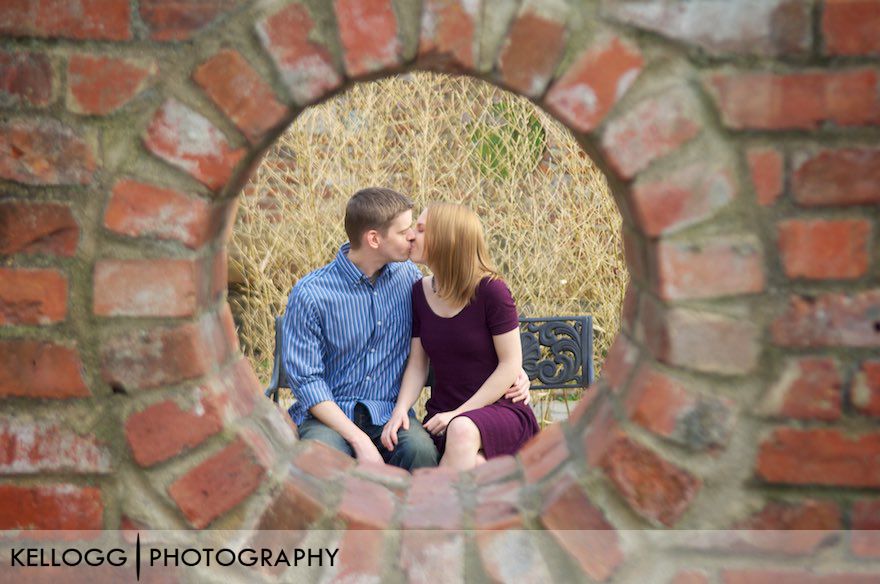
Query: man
283 187 529 470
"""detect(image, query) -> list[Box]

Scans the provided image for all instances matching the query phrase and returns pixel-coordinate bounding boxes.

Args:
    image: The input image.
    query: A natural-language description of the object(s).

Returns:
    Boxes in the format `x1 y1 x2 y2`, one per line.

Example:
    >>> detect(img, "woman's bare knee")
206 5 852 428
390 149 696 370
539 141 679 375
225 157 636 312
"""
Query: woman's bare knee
446 417 481 448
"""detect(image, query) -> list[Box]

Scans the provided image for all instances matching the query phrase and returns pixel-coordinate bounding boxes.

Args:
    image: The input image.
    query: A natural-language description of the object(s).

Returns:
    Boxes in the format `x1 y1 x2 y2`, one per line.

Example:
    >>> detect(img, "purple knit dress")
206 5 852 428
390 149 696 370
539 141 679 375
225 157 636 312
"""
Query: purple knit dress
412 277 539 458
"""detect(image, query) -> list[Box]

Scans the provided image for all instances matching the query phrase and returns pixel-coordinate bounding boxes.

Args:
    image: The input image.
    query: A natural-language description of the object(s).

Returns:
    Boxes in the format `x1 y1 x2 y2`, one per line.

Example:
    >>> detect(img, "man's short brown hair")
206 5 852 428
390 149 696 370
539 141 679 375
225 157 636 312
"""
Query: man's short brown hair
344 187 413 249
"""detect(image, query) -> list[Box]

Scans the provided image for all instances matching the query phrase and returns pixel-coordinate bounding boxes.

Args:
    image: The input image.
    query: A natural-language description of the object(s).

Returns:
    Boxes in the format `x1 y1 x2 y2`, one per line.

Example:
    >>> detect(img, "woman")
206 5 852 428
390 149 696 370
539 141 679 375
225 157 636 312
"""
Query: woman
381 203 539 470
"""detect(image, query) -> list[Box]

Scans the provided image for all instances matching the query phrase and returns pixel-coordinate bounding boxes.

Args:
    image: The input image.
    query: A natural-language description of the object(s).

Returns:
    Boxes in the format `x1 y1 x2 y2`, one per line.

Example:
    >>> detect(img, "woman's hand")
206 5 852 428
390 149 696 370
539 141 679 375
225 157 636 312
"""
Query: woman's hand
380 408 410 451
424 411 457 436
504 368 531 404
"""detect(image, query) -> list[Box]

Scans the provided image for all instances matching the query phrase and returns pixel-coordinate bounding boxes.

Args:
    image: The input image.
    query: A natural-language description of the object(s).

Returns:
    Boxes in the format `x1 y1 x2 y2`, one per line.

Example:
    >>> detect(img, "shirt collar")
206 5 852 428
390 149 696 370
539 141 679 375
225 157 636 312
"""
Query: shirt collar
335 242 395 286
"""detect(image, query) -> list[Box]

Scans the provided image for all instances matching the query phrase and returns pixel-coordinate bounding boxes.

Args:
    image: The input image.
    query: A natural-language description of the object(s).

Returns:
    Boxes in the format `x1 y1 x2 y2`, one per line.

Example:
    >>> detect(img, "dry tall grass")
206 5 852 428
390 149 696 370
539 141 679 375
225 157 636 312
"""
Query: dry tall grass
230 72 626 426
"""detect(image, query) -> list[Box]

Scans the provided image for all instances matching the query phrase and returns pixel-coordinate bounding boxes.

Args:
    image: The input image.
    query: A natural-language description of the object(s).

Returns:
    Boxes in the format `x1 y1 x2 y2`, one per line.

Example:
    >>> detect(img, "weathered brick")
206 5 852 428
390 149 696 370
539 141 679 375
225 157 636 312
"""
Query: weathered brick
0 0 131 41
257 3 341 106
400 532 465 584
707 68 880 130
103 179 214 249
852 360 880 417
0 416 111 474
168 435 269 528
292 439 356 480
334 0 402 77
0 267 67 325
256 472 325 530
144 99 245 192
474 479 523 530
723 570 879 584
599 334 639 391
601 0 811 57
476 530 553 582
140 0 238 41
626 364 733 451
852 499 880 558
758 358 842 421
193 50 288 144
0 339 89 399
67 55 155 115
630 162 736 237
419 0 479 70
778 218 871 280
732 500 841 555
0 118 96 185
0 484 103 530
772 290 880 348
823 0 880 56
652 235 765 300
0 201 78 257
540 473 622 581
601 86 702 179
338 476 397 529
497 10 567 97
792 148 880 206
402 468 461 529
747 146 784 206
583 402 620 467
124 390 223 467
93 259 202 318
519 422 568 483
601 434 701 526
756 428 880 488
0 51 52 107
471 453 519 486
545 35 643 133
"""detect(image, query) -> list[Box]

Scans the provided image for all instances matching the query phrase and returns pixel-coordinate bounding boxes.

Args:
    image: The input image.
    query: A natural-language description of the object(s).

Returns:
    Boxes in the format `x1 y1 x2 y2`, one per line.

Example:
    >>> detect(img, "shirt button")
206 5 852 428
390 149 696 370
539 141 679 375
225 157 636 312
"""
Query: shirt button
377 320 382 326
365 375 371 381
370 348 376 353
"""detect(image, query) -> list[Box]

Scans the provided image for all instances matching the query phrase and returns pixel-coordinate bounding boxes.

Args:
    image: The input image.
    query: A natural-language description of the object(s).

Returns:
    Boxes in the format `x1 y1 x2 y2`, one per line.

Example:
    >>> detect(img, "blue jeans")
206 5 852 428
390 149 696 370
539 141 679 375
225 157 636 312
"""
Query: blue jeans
298 403 438 471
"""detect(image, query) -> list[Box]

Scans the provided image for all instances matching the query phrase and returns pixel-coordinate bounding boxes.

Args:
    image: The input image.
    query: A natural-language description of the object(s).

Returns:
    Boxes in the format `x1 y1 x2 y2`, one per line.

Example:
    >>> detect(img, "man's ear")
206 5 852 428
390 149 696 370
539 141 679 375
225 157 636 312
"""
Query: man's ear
364 229 381 250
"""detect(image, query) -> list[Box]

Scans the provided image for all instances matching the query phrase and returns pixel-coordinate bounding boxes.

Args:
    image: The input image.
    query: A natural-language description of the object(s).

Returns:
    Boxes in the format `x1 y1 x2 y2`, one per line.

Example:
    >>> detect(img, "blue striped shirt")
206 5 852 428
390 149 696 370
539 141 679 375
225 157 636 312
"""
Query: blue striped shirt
282 243 422 426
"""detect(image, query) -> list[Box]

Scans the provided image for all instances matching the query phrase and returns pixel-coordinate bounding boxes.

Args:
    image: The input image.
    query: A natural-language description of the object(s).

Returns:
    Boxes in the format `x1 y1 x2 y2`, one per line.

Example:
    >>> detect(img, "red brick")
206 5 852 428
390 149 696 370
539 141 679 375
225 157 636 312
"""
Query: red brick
93 259 202 318
474 479 523 530
540 473 622 581
601 435 701 526
100 313 232 392
334 0 402 77
67 55 155 115
792 148 880 206
256 473 325 530
708 68 880 130
645 303 761 375
583 402 620 467
823 0 880 56
519 422 568 483
497 11 567 97
756 428 880 488
599 334 638 391
471 453 519 486
0 267 67 325
0 417 110 474
0 339 88 399
400 532 465 583
852 499 880 557
778 218 871 280
723 570 879 584
207 357 260 423
0 0 131 41
292 439 355 480
103 179 214 249
419 0 478 70
747 147 784 206
168 435 269 528
653 235 765 300
602 0 811 57
338 476 397 529
626 364 733 451
0 51 52 107
852 360 880 417
329 530 387 582
0 484 103 530
144 99 245 192
193 50 288 144
257 3 341 105
0 201 78 256
140 0 237 42
545 35 644 133
630 162 736 237
403 469 461 529
772 290 880 348
758 358 843 421
125 390 223 467
0 118 96 185
476 530 553 582
601 86 702 179
722 500 842 556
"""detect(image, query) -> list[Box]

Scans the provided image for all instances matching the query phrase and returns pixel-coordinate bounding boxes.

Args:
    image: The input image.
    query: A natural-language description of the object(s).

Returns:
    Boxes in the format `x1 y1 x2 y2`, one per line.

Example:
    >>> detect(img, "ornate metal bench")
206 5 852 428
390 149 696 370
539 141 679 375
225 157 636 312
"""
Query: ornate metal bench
264 315 594 404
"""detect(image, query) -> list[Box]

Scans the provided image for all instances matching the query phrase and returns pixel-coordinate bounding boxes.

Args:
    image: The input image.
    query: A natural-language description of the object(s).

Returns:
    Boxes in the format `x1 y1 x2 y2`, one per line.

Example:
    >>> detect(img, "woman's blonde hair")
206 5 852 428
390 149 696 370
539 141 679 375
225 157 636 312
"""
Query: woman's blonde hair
425 203 501 307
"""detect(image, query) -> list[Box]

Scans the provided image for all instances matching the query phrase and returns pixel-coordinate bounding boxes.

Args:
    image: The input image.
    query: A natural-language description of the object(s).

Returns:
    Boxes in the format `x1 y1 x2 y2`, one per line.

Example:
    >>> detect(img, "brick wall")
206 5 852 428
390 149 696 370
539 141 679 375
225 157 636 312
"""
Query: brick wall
1 0 878 580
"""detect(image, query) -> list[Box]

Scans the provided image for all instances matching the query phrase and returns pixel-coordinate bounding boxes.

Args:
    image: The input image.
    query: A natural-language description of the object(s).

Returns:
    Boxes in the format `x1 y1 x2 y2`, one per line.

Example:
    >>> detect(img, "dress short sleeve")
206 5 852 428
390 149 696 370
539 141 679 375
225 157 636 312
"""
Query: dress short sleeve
411 279 422 338
483 278 519 335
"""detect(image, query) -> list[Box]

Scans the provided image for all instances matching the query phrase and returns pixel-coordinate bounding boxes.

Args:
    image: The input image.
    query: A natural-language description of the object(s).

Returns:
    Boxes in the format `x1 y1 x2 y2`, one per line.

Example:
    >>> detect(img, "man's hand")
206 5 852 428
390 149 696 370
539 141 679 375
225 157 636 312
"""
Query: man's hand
351 434 384 465
380 408 410 451
504 368 531 405
424 411 457 436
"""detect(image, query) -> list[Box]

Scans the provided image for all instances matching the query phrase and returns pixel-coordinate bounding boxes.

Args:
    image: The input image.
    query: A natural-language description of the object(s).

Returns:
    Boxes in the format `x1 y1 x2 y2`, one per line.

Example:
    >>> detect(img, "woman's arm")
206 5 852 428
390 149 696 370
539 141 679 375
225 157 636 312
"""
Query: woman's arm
381 337 429 450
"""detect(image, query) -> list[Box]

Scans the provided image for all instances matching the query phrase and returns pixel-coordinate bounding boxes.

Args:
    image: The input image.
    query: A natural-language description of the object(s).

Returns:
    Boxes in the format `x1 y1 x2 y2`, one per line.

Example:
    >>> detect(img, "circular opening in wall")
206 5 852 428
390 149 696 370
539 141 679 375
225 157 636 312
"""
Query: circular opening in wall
227 71 624 466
